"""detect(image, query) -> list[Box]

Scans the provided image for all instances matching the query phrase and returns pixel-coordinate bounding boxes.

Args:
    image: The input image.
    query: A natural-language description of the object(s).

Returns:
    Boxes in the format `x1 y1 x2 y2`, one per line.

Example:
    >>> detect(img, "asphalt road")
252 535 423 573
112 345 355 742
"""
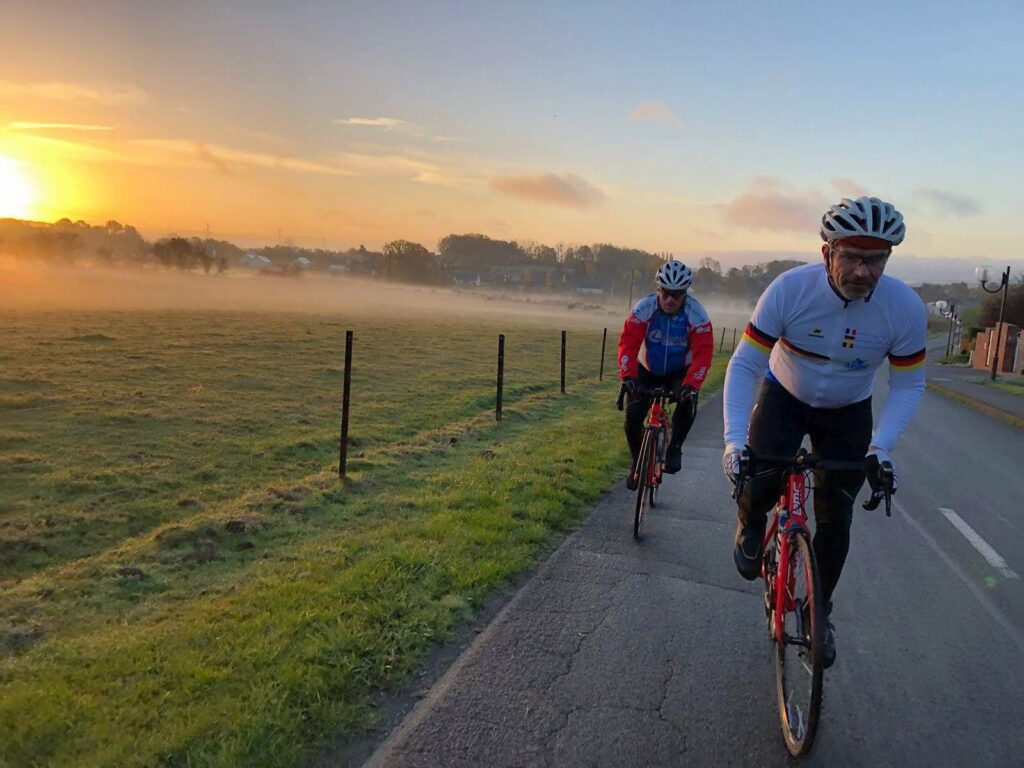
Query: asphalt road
364 363 1023 767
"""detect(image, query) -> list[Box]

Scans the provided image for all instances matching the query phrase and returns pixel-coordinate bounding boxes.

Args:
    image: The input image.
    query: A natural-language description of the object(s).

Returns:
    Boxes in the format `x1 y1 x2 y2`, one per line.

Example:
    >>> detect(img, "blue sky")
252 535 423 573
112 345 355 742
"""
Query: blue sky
0 0 1021 273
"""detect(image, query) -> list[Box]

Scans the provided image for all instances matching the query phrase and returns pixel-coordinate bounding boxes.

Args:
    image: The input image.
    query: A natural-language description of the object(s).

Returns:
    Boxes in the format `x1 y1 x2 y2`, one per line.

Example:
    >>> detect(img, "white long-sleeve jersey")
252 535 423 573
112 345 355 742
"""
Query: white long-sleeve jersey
723 263 927 454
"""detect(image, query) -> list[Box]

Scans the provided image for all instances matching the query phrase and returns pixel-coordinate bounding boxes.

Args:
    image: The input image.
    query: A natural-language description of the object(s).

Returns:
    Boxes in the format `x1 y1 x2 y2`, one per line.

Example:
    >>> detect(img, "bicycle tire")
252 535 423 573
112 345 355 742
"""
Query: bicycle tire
633 429 653 540
649 427 664 507
774 531 825 757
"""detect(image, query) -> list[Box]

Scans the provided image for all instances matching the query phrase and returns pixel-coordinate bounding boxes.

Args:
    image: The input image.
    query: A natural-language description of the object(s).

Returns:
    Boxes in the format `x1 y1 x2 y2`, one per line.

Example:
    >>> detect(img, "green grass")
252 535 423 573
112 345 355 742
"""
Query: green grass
980 376 1024 397
0 308 728 767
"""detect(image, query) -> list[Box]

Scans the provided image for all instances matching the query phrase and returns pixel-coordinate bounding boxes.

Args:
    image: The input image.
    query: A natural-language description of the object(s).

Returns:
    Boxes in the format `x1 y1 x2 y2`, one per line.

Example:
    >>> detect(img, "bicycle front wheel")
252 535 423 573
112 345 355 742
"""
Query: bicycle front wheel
649 427 664 508
774 532 825 757
633 429 653 540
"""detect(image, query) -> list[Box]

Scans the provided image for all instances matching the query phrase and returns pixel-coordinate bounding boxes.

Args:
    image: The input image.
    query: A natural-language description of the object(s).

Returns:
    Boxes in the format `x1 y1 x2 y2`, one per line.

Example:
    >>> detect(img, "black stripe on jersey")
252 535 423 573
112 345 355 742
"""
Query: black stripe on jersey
780 337 831 362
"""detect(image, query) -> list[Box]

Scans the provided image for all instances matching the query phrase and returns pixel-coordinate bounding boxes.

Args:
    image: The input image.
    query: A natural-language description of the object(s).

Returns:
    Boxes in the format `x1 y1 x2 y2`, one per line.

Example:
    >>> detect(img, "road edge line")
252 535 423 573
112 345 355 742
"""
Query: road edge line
925 381 1024 430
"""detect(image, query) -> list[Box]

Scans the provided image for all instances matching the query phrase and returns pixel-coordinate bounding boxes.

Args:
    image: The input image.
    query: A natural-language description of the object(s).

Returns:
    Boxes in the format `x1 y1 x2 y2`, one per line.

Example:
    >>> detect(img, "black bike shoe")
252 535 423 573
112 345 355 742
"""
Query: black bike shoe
733 519 765 581
663 446 682 474
625 461 639 491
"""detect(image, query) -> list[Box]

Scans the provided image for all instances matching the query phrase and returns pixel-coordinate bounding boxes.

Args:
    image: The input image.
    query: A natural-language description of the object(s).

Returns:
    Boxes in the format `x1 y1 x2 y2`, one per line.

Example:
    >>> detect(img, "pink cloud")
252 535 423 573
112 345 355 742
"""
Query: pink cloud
490 173 604 209
723 187 823 231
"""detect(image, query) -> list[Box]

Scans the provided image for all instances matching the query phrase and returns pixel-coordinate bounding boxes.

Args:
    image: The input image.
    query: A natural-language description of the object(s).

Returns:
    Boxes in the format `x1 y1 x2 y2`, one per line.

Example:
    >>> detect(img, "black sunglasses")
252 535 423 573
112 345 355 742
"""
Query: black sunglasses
659 288 686 299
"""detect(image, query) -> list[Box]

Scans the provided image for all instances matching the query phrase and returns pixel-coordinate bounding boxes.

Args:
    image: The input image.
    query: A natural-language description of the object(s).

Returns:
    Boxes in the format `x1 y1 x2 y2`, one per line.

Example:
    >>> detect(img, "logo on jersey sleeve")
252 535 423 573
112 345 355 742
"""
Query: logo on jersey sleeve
808 328 824 338
842 328 857 349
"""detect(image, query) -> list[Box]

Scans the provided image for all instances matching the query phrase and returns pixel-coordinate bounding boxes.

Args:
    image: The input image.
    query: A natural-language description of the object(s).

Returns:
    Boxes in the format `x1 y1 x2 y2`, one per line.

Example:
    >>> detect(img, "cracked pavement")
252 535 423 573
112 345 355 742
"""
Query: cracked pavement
363 389 1024 767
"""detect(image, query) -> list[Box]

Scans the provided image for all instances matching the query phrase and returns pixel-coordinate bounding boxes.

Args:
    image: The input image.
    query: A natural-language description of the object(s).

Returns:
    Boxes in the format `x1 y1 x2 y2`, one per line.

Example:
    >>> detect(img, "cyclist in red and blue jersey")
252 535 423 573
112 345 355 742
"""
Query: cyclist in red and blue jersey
618 260 714 490
723 196 927 668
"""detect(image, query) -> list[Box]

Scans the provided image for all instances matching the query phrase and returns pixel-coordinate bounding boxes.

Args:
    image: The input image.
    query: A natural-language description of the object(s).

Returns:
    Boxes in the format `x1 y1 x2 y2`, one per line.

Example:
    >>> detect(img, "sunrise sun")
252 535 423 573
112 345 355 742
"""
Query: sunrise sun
0 156 35 219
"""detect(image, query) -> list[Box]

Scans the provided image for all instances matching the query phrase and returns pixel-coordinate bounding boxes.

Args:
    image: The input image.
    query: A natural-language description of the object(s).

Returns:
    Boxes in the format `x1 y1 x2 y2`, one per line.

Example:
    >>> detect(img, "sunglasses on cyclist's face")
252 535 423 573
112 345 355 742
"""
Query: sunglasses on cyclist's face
831 246 891 269
659 288 686 300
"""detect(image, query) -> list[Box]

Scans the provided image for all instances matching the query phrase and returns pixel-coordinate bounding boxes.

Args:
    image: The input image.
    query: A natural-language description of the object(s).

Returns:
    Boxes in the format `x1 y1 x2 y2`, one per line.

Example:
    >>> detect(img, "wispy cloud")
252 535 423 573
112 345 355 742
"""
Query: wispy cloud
15 131 356 176
9 121 114 132
723 179 823 231
336 116 419 131
627 101 682 128
12 125 482 189
132 139 355 176
914 188 981 217
335 116 461 144
490 173 604 209
0 80 147 104
337 149 476 187
13 133 124 163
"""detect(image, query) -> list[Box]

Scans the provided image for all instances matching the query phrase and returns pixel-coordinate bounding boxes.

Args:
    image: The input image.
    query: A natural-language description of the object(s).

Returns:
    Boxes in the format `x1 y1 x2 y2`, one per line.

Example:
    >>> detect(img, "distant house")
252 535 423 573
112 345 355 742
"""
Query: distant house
328 262 349 274
293 256 312 269
451 271 484 287
241 252 272 269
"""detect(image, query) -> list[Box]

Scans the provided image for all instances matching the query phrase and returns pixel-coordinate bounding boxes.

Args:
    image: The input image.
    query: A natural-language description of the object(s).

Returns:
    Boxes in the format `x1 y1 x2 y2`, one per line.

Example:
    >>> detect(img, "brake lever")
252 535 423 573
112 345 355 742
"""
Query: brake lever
882 466 894 517
862 466 894 516
731 454 749 501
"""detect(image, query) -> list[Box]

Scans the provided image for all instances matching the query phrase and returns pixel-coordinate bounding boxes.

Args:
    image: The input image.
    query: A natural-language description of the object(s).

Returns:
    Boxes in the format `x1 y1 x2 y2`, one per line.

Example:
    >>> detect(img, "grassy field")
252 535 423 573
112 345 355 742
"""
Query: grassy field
0 306 728 767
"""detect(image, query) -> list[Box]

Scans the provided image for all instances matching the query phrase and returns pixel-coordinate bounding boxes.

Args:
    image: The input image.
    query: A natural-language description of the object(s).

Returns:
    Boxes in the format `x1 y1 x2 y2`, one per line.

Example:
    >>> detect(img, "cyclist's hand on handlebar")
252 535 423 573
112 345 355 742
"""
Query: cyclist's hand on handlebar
622 377 639 396
722 446 742 485
864 448 898 511
674 383 698 402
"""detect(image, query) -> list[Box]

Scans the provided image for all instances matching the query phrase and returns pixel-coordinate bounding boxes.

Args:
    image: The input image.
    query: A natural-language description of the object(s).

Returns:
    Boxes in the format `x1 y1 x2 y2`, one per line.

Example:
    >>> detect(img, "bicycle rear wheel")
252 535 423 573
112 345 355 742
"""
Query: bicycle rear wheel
633 429 653 540
774 532 825 757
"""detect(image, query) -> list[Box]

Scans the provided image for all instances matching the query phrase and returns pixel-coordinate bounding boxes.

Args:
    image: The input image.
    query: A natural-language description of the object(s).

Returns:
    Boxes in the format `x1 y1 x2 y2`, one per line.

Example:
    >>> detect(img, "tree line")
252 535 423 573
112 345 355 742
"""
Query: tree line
3 217 1017 316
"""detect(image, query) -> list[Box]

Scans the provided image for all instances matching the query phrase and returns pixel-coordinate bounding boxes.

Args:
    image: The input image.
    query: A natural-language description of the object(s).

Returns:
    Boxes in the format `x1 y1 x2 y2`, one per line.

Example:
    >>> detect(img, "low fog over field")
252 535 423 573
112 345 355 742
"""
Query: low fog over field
0 259 755 332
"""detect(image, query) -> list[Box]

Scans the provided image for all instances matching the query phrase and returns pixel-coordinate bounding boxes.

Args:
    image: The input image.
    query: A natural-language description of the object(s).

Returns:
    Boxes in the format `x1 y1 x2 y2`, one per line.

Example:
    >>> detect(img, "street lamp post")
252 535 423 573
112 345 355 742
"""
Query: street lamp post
976 266 1012 381
936 300 956 359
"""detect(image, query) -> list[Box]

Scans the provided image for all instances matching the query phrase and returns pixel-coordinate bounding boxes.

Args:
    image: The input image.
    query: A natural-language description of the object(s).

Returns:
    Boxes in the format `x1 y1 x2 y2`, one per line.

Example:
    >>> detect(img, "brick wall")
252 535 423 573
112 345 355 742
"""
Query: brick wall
975 323 1022 373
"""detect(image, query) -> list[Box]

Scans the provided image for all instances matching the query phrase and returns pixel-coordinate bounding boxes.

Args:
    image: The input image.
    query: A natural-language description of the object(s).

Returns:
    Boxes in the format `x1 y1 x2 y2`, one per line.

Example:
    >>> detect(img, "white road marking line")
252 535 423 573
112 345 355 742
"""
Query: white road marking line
939 508 1019 580
897 500 1024 652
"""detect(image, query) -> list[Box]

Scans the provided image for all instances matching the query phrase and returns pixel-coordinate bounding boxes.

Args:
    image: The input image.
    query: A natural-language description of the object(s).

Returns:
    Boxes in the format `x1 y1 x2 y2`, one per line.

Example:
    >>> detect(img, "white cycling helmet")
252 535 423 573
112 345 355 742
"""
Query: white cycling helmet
820 196 906 246
656 259 693 290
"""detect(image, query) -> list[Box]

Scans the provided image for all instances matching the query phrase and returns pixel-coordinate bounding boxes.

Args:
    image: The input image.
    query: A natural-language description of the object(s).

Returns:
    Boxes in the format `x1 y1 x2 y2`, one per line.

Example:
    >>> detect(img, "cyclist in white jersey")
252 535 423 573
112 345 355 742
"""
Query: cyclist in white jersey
722 196 926 667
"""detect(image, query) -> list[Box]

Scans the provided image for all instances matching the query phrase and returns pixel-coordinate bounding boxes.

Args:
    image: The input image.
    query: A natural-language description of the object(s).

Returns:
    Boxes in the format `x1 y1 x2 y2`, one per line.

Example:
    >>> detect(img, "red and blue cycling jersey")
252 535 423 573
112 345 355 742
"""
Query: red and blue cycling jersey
617 293 715 388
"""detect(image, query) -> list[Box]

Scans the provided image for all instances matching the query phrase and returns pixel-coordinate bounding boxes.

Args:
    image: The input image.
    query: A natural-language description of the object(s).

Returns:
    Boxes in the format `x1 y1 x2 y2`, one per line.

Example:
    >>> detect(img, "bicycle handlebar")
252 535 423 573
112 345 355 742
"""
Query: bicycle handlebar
741 452 865 472
616 383 694 412
732 448 893 516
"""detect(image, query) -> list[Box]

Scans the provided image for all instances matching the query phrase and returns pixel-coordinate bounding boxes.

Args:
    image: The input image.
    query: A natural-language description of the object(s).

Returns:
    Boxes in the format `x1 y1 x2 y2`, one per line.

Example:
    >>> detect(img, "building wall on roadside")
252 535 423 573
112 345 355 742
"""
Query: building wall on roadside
974 330 991 370
976 323 1022 373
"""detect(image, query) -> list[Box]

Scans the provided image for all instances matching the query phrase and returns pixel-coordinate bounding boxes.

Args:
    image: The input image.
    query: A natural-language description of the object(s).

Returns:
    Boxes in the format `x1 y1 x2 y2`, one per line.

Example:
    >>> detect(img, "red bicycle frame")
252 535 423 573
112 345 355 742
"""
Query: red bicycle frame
642 400 667 485
762 468 812 645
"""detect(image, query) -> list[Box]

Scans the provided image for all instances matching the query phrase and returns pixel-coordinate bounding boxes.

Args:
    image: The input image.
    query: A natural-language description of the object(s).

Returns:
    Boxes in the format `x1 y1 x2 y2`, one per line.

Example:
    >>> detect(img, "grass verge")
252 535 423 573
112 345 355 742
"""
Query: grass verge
982 376 1024 397
0 309 728 767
